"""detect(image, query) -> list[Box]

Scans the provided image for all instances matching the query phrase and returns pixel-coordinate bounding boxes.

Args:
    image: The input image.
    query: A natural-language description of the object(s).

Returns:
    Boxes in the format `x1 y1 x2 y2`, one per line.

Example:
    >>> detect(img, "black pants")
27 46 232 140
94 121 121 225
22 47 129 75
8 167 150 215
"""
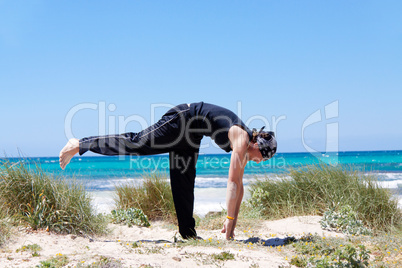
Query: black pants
79 104 202 238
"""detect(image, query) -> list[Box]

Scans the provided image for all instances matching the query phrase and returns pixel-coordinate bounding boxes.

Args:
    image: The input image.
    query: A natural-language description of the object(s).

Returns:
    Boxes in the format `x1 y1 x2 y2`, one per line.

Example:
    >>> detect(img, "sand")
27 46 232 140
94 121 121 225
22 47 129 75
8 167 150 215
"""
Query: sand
0 216 343 268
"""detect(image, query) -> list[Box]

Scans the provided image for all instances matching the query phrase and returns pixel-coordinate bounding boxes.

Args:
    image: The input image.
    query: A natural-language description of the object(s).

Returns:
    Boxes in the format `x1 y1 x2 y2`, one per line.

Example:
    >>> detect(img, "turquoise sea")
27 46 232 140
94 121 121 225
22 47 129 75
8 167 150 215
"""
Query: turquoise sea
9 150 402 189
3 150 402 215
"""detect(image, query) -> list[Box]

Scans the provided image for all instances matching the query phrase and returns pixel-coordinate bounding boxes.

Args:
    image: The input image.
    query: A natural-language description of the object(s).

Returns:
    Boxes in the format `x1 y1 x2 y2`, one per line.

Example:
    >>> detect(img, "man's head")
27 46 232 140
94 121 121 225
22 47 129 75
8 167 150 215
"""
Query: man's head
253 127 277 160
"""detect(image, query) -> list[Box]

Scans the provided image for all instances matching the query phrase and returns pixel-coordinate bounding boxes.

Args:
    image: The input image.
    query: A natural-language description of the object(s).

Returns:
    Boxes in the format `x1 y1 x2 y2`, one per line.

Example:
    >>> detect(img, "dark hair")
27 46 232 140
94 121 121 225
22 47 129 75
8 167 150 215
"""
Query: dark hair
251 127 272 143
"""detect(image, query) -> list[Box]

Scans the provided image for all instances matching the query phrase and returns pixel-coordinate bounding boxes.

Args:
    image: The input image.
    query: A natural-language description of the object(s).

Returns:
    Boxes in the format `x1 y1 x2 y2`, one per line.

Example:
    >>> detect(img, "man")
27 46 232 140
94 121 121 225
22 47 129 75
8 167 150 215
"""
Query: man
60 102 277 240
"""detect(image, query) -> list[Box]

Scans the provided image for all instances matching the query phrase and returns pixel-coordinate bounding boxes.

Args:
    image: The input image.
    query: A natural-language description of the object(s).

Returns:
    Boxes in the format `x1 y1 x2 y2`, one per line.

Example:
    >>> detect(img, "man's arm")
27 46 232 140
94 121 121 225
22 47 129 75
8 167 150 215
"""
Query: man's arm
221 126 248 240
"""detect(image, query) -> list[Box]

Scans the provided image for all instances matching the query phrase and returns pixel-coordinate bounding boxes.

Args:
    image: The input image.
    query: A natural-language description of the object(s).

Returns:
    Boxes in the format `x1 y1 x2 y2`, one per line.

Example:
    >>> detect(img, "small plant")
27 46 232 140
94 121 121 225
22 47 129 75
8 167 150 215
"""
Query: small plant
184 251 234 266
211 251 235 261
289 235 371 268
37 253 69 268
335 244 370 266
290 256 307 267
80 256 122 268
135 245 165 255
305 244 370 267
111 207 150 227
16 243 42 257
321 205 372 236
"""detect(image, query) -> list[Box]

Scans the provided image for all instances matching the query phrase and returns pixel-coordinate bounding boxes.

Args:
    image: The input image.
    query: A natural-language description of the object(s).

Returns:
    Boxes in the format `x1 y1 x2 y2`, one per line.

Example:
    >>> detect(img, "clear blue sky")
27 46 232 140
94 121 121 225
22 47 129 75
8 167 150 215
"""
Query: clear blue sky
1 0 401 157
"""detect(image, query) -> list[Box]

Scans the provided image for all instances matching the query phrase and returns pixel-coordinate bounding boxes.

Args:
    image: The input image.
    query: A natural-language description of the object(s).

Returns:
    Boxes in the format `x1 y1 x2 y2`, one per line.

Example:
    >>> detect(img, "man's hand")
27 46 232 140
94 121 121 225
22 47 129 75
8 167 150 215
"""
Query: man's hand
221 219 235 240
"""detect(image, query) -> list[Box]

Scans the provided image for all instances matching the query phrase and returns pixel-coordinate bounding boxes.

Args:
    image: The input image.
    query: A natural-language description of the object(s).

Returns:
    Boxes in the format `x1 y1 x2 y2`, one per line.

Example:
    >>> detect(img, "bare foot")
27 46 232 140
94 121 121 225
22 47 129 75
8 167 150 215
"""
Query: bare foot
59 138 79 170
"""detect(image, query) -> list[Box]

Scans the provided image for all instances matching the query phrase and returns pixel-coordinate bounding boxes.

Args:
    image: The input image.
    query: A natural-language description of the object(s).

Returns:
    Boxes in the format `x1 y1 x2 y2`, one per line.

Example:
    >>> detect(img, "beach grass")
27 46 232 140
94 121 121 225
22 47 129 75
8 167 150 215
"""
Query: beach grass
248 164 402 232
0 204 12 246
114 173 177 223
0 160 108 235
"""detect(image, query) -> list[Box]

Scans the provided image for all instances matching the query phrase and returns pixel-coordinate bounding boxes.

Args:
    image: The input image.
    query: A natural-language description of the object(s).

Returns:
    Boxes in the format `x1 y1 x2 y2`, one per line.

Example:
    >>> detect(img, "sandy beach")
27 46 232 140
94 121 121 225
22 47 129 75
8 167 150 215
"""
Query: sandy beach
0 215 344 268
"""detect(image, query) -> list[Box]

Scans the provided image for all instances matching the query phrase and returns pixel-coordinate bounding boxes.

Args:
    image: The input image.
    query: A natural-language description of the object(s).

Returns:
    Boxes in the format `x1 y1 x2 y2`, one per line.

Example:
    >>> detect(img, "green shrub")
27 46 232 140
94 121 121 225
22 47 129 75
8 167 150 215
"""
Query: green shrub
111 207 150 227
321 205 372 236
78 255 122 268
0 160 108 235
16 243 42 257
301 244 370 268
114 173 176 223
37 254 69 268
290 235 370 268
211 251 235 261
248 164 402 232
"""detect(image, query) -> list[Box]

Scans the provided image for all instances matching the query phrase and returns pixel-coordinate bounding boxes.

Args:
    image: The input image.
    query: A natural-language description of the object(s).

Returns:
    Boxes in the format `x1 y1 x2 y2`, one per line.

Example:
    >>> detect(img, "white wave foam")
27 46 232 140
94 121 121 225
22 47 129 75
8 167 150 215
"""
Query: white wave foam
194 188 226 216
377 180 402 189
88 185 252 216
372 173 402 180
194 202 226 217
85 178 143 190
84 173 283 190
90 191 115 214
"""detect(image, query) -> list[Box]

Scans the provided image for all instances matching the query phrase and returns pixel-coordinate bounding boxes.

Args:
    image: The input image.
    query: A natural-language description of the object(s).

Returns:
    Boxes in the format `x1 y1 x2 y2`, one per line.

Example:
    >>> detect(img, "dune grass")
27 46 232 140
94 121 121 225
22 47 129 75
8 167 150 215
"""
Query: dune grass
0 204 13 246
114 173 177 223
0 160 108 235
248 164 402 232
